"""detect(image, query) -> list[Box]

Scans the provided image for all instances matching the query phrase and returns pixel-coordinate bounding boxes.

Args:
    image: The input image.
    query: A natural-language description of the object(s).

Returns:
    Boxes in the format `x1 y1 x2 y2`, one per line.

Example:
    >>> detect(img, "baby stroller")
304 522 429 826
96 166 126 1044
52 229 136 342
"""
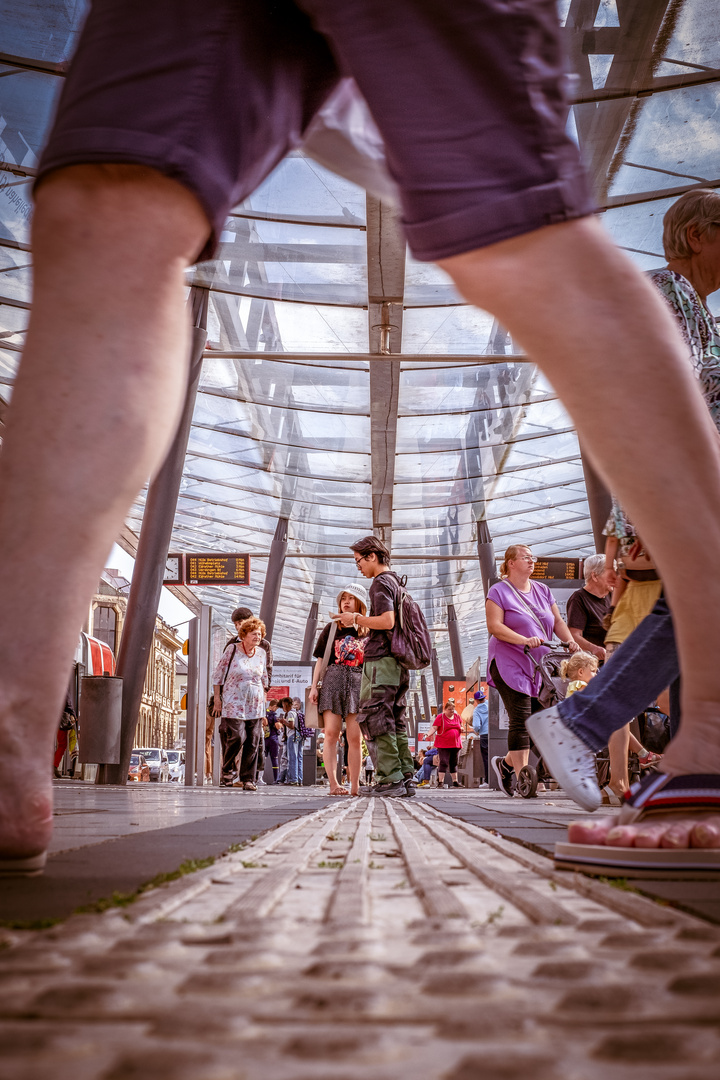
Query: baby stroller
518 643 619 799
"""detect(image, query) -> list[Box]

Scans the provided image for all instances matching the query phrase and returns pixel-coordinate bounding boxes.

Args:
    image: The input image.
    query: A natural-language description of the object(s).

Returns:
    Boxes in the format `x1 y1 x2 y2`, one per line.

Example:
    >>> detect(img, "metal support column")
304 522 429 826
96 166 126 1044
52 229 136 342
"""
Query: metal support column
431 649 441 705
413 691 423 749
477 519 499 597
259 516 289 642
101 287 209 785
580 442 612 553
421 673 432 729
195 604 211 786
300 601 319 662
447 604 465 680
184 616 199 787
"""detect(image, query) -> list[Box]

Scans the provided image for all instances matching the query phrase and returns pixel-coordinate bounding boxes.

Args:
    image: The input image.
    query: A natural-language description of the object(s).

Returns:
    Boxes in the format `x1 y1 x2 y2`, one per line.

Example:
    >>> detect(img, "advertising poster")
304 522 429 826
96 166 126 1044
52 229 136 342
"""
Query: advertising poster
268 662 313 705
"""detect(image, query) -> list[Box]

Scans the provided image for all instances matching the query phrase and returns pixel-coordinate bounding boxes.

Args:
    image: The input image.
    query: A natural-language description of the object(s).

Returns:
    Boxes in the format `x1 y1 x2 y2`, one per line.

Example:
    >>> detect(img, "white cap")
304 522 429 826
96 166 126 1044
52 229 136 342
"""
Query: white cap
336 582 368 615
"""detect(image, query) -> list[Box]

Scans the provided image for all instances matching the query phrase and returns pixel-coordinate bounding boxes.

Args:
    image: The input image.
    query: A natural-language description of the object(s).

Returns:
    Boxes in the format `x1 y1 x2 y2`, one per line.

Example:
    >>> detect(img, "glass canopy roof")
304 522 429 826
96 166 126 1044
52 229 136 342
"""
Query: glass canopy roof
1 0 719 679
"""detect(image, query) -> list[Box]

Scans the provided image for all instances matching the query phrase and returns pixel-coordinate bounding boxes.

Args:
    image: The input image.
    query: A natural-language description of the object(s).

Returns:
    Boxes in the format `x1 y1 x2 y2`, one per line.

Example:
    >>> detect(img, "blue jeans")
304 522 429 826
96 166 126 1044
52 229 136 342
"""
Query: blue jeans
287 736 304 784
558 596 680 751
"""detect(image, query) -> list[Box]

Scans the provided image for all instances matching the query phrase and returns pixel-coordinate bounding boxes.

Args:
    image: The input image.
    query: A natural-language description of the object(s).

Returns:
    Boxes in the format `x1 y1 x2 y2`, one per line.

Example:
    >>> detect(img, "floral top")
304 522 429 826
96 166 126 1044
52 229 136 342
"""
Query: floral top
212 642 267 720
602 496 639 557
604 271 720 546
650 270 720 429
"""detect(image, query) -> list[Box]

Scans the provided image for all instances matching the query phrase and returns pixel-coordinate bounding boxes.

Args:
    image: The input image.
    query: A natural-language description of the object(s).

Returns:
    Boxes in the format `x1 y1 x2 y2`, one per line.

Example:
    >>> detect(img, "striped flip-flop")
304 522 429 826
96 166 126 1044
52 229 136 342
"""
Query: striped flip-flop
554 773 720 879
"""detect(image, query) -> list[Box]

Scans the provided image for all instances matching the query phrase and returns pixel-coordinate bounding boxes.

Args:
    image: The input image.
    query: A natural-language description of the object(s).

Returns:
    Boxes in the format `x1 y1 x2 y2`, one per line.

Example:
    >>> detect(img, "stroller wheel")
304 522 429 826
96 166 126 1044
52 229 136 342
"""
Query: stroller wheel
517 765 538 799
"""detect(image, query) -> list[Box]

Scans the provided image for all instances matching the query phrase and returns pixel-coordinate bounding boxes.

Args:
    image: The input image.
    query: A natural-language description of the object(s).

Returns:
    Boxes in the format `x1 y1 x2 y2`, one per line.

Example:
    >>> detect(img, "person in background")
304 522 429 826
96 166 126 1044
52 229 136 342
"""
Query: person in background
565 554 612 663
431 700 463 789
53 695 78 779
264 698 283 784
280 696 303 786
212 617 268 791
487 544 578 797
204 697 215 784
348 536 415 799
309 584 368 796
229 606 273 685
472 689 489 784
363 752 374 785
561 652 599 697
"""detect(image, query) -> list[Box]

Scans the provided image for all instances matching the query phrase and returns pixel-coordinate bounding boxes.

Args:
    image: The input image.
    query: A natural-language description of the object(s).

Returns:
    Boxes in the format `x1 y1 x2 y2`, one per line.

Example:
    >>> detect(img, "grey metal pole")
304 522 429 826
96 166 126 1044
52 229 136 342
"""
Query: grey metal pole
259 517 289 642
413 691 423 750
431 649 441 705
579 441 612 553
195 604 211 785
477 519 499 597
447 603 465 679
421 673 432 729
300 601 319 662
184 616 199 787
101 287 209 785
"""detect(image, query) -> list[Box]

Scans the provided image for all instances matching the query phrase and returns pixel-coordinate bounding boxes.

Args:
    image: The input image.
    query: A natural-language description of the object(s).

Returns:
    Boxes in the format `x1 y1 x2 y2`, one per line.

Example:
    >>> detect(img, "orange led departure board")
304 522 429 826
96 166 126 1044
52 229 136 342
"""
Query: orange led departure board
530 558 581 581
185 554 250 585
162 554 250 586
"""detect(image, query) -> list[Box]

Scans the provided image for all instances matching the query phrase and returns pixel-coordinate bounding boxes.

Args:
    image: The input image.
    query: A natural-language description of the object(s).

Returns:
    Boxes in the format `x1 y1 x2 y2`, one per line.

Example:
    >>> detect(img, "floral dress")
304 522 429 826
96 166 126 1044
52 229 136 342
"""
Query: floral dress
212 643 267 720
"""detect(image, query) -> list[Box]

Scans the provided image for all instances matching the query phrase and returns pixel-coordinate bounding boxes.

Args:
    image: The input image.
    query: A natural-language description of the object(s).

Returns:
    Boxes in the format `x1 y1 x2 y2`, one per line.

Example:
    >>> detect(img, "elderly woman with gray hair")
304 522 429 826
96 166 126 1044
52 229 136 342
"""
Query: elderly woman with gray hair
527 188 720 868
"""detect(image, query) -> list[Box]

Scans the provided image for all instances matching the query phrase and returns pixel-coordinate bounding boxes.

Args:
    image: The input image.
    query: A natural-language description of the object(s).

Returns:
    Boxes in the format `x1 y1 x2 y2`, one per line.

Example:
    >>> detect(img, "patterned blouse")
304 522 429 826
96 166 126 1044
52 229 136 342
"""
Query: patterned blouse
604 270 720 543
212 642 267 720
650 269 720 429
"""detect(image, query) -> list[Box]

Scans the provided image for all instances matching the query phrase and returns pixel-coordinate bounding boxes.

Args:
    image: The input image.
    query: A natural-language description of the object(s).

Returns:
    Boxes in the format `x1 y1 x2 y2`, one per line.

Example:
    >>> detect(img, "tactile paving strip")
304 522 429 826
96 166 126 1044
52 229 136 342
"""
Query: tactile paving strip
1 799 719 1079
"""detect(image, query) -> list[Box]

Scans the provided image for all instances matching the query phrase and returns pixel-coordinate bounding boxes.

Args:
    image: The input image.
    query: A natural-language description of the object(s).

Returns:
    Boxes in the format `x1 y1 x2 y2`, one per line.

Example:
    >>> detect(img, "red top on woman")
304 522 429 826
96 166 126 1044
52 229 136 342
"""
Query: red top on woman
431 711 462 748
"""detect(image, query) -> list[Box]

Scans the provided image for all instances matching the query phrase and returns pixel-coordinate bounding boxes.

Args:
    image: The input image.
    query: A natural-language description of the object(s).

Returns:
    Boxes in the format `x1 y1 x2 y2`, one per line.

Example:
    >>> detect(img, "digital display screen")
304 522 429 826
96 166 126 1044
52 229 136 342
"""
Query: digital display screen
530 558 581 580
185 554 250 585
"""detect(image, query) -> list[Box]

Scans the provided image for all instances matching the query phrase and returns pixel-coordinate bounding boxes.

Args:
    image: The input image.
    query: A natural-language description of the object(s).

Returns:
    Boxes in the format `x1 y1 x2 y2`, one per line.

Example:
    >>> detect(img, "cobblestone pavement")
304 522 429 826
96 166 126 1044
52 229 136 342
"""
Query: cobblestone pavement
2 798 720 1079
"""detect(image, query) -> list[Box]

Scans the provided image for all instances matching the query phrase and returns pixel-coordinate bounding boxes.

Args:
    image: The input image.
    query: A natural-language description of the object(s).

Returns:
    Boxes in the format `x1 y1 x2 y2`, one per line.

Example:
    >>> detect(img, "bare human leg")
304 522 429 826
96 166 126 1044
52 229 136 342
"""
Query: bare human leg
507 749 530 777
345 715 362 795
0 165 209 860
321 713 346 793
607 725 630 798
440 216 720 847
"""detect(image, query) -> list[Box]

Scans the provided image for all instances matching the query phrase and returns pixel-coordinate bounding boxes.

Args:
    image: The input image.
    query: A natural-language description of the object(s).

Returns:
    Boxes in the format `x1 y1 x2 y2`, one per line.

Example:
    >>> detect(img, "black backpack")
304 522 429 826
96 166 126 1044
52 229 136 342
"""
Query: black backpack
389 575 432 670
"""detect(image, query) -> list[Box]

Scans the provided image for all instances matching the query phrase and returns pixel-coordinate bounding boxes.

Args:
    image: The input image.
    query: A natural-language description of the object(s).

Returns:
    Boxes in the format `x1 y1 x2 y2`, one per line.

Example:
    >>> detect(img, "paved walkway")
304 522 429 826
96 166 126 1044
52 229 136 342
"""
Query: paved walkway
2 789 720 1079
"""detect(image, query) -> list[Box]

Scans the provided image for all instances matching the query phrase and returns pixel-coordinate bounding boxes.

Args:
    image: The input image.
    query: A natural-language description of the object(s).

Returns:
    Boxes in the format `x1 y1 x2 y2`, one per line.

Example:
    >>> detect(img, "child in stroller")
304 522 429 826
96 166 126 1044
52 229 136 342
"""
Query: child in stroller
520 644 662 799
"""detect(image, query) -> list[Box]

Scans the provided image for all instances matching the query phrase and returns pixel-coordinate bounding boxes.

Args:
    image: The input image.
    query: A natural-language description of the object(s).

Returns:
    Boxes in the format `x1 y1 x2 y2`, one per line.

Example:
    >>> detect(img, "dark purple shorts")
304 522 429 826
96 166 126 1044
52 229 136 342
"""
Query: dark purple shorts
37 0 593 262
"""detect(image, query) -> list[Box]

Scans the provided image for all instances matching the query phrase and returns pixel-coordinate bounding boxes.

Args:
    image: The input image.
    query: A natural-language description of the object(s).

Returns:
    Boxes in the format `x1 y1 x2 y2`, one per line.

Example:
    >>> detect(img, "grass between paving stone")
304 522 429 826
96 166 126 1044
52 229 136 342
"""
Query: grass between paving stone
0 855 219 930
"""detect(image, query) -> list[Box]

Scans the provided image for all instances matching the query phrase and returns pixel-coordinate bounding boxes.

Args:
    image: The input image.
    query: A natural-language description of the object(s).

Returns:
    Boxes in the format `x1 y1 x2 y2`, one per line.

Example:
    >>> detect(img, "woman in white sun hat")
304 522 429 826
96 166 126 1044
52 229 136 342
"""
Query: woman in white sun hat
309 582 368 796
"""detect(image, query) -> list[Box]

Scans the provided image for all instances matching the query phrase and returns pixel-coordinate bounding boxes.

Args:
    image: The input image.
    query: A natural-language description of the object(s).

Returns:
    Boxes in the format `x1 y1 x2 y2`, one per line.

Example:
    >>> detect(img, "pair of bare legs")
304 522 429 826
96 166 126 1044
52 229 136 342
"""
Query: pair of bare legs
322 712 361 796
3 163 720 861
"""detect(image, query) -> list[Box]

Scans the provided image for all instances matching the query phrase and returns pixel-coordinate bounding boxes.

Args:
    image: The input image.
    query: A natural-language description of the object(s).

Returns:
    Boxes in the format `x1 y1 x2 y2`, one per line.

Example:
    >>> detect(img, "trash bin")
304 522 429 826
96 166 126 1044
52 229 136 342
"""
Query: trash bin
78 675 123 764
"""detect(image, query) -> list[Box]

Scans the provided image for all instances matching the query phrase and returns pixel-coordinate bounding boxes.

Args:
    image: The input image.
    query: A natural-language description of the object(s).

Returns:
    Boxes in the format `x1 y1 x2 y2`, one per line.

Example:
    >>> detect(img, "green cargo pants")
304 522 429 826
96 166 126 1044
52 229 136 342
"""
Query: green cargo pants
357 656 413 785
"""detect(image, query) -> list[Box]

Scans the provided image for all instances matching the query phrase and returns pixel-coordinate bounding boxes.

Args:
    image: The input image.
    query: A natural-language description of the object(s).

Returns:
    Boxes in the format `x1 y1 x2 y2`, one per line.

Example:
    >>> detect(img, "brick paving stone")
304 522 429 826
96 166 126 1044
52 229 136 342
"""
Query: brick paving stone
1 798 720 1078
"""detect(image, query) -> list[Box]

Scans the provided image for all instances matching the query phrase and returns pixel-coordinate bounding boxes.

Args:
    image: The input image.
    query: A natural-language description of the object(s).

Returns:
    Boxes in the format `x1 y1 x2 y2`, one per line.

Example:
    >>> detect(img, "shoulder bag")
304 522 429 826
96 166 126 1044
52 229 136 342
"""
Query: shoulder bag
304 622 338 729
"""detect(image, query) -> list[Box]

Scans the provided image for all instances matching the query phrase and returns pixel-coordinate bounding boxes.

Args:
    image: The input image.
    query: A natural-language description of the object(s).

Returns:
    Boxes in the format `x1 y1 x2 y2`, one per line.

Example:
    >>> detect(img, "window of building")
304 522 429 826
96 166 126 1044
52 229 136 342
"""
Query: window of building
93 605 117 654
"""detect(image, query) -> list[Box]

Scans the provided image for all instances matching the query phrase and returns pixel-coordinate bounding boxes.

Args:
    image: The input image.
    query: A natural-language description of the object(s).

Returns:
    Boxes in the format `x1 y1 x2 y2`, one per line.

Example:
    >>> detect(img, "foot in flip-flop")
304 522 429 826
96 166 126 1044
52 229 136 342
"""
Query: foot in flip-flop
558 773 720 876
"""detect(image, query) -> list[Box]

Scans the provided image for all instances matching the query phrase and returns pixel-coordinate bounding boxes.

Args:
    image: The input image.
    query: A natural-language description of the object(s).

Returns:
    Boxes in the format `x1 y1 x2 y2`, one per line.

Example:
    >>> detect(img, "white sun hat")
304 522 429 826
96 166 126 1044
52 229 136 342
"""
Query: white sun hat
336 582 369 615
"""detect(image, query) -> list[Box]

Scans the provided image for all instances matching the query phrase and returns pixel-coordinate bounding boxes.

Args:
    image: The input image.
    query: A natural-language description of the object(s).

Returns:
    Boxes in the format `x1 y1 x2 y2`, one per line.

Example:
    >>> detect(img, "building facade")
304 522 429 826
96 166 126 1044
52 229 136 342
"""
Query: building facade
88 570 183 749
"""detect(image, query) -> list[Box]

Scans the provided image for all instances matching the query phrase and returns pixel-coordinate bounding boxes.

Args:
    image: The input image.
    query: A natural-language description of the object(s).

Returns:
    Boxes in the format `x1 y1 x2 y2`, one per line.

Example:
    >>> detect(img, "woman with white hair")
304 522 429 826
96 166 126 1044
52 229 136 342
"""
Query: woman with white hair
309 583 369 796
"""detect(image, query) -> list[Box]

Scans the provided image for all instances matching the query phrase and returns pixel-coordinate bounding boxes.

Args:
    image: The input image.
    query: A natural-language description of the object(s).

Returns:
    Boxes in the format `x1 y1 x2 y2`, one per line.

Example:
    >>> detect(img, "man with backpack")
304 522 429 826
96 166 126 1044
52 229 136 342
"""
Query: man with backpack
337 536 419 798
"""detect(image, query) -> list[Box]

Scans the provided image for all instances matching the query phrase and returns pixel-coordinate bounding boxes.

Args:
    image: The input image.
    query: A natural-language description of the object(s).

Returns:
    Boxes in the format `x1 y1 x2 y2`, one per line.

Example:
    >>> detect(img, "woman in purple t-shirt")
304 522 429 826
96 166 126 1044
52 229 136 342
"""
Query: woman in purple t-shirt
487 544 578 796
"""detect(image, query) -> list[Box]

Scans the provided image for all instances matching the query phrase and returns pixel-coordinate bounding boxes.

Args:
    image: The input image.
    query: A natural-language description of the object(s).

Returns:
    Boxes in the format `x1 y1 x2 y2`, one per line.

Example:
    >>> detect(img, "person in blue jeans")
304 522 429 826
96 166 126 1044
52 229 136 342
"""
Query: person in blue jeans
472 690 489 784
280 696 304 786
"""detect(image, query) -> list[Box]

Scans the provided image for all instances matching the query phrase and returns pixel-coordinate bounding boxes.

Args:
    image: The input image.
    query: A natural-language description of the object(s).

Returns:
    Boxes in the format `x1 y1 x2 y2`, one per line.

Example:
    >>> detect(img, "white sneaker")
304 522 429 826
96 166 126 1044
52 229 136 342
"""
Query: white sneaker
525 706 602 812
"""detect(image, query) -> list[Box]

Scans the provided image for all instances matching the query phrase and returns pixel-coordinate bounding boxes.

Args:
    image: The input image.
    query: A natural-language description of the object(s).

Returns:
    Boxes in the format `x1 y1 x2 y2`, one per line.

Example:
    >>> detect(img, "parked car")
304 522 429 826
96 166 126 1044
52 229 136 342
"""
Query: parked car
166 750 185 783
134 747 170 782
128 753 150 782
